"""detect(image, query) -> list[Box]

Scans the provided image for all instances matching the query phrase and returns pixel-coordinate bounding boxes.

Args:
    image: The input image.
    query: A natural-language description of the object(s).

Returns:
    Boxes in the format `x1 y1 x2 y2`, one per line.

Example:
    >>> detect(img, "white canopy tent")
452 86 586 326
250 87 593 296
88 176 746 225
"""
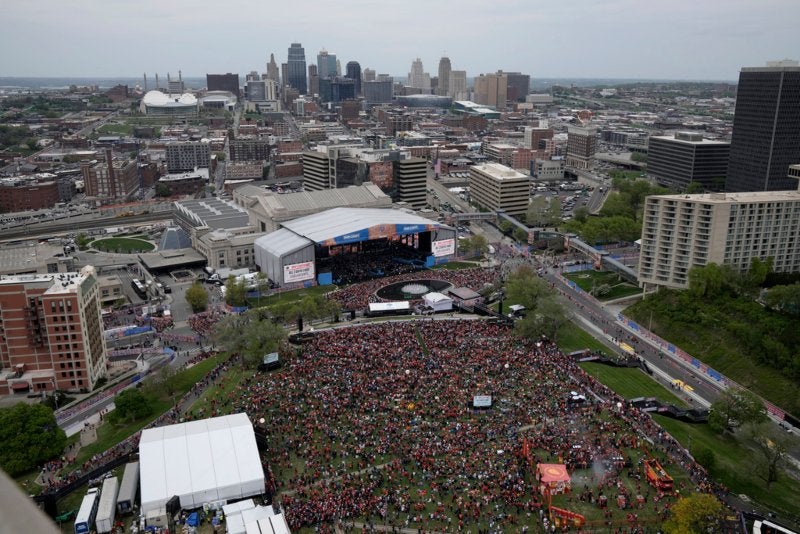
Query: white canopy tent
423 292 453 312
139 413 265 514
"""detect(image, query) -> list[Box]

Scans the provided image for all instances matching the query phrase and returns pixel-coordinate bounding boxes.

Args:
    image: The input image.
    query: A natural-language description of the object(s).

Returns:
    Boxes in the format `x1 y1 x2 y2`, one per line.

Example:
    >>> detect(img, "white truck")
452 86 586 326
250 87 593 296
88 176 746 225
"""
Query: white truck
205 267 250 285
95 476 119 533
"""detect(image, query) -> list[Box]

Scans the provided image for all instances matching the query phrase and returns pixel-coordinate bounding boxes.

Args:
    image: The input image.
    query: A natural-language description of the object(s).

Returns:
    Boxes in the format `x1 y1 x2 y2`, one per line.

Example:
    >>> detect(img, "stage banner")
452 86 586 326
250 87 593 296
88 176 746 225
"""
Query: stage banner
473 395 492 408
284 261 315 283
432 238 455 257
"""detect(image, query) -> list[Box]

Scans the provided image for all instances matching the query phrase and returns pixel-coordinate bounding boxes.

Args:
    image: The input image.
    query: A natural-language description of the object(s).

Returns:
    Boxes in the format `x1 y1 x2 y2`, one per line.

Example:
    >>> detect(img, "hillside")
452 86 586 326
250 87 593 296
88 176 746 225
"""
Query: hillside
625 290 800 418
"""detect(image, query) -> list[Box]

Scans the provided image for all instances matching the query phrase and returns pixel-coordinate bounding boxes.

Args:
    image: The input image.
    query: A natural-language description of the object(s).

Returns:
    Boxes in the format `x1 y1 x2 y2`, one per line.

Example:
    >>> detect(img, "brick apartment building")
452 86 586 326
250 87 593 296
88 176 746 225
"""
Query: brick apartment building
0 266 107 395
81 149 139 204
0 175 60 212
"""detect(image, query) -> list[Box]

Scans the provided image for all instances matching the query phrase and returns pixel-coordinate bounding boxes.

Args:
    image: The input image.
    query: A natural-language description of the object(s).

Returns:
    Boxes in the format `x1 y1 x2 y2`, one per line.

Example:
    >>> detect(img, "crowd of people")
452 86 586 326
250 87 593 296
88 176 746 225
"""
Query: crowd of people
212 319 721 532
329 267 499 311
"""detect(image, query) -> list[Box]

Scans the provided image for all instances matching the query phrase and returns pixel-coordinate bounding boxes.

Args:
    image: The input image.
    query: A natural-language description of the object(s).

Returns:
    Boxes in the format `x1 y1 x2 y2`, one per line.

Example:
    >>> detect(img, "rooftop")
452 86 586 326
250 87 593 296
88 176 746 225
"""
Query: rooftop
471 162 529 180
650 189 800 204
175 197 250 230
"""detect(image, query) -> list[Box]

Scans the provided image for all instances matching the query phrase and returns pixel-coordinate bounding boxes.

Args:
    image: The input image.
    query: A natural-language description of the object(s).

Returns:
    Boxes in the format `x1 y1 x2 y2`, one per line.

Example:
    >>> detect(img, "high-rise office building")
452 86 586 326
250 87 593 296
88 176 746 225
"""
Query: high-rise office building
473 72 507 109
726 60 800 192
393 158 427 209
566 125 598 169
317 49 337 79
0 266 107 394
363 79 393 105
345 61 362 96
469 163 530 216
363 68 376 82
266 53 280 85
206 73 240 96
449 70 467 100
287 43 307 94
503 71 531 102
165 141 211 173
437 57 451 97
648 132 730 190
408 58 430 92
308 64 319 97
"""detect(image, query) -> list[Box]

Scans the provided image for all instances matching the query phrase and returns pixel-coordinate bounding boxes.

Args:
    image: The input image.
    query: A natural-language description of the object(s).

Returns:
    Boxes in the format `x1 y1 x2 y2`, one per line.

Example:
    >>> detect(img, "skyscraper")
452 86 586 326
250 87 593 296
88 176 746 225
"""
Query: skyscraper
408 58 430 92
362 68 376 82
266 53 280 85
437 57 451 97
503 71 531 102
726 60 800 192
308 64 319 97
345 61 362 96
449 70 467 100
317 49 337 79
473 72 507 109
287 43 307 94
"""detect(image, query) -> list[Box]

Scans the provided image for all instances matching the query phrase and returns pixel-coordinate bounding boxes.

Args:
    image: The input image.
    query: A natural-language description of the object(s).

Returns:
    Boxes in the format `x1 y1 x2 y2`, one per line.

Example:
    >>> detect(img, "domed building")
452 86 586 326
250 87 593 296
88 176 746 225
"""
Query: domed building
140 90 198 116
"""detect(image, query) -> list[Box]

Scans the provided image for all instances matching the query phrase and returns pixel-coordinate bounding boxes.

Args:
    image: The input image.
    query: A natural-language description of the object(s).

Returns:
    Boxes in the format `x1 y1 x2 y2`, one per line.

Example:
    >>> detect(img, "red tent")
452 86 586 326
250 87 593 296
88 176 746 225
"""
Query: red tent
536 463 571 496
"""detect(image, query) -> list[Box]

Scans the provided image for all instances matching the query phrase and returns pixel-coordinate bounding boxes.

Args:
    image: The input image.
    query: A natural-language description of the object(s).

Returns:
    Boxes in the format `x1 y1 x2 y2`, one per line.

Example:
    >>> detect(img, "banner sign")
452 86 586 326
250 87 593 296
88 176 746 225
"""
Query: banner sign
432 238 455 257
473 395 492 408
284 261 315 283
322 224 438 246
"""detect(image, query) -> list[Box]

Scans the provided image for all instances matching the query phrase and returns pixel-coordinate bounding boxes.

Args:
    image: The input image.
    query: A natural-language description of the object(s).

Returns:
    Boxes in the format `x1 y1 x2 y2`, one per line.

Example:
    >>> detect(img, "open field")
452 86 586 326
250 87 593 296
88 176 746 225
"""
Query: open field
579 362 688 406
564 270 641 301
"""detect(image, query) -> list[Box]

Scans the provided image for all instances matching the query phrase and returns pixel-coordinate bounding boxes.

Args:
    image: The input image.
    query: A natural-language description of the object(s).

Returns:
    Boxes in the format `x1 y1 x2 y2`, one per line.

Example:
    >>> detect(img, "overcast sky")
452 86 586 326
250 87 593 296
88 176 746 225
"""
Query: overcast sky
2 0 799 81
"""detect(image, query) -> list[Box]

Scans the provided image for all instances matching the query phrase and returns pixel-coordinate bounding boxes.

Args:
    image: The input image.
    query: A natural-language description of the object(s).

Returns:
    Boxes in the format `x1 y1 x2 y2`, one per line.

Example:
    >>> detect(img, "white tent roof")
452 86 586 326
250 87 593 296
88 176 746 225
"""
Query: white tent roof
423 292 451 304
245 513 291 534
139 413 264 514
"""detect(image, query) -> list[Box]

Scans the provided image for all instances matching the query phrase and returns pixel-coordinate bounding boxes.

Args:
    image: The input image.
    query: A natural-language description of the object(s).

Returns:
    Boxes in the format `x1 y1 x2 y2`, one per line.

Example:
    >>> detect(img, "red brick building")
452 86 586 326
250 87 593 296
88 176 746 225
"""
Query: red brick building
0 176 60 212
0 267 107 395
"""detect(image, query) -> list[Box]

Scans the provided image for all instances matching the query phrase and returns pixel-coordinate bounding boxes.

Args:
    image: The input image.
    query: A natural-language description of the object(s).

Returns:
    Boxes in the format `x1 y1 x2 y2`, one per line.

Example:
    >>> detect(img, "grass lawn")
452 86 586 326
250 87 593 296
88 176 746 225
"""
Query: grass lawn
556 321 610 354
90 237 154 253
187 366 252 418
249 284 334 309
652 415 800 523
69 354 227 468
564 270 641 301
580 362 687 406
96 123 133 135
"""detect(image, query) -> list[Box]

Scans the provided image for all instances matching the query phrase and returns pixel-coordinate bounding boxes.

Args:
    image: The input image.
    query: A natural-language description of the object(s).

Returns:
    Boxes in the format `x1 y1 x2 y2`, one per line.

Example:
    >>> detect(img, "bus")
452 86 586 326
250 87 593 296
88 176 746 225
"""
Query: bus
131 279 147 299
74 487 99 534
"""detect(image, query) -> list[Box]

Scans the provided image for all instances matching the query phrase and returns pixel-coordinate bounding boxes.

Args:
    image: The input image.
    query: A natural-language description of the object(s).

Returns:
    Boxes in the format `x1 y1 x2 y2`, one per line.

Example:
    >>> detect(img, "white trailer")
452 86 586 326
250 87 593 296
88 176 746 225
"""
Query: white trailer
117 462 139 515
95 476 119 533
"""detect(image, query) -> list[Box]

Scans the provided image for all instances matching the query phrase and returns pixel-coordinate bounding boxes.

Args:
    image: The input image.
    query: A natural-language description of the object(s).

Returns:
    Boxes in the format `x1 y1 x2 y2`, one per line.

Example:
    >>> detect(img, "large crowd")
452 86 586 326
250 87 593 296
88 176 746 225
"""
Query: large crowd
328 267 499 311
217 320 721 532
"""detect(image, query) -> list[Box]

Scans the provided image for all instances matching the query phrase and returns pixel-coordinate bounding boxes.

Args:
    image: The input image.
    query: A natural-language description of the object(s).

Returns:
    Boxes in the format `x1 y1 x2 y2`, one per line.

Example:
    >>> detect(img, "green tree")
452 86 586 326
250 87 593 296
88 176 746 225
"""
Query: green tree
663 493 724 534
212 311 287 368
573 206 590 223
692 446 716 475
155 182 171 197
505 266 568 340
255 272 270 307
213 151 226 162
224 276 248 307
763 283 800 316
685 181 704 194
0 403 67 476
76 232 92 251
111 388 154 423
512 227 528 243
707 388 767 433
545 198 562 225
25 137 39 151
630 151 647 163
185 283 209 313
526 196 549 226
747 422 791 489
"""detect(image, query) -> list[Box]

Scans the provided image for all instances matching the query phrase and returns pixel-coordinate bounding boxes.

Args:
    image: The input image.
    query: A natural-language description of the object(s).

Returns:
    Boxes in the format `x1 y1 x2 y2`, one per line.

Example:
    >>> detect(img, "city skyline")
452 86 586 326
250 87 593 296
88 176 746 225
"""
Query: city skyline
1 0 799 80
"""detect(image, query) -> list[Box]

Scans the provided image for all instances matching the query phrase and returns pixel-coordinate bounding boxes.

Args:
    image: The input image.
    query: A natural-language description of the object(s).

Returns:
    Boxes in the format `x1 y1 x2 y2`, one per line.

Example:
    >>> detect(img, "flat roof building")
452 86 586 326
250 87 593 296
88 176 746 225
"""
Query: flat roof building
727 61 800 192
639 181 800 290
469 163 530 216
0 266 107 395
566 125 598 170
647 132 730 190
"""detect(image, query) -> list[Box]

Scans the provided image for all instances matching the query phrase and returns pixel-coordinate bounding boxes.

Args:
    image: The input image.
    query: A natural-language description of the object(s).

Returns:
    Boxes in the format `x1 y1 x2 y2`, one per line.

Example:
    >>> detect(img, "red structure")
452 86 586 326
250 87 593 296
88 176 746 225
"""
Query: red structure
643 458 674 491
